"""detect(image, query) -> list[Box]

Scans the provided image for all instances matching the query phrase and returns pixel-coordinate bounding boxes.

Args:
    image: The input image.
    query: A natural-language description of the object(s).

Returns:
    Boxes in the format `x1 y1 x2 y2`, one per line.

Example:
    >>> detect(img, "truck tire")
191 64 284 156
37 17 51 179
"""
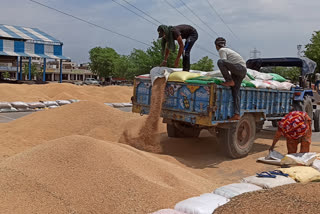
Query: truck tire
167 122 201 138
314 109 320 132
218 114 256 158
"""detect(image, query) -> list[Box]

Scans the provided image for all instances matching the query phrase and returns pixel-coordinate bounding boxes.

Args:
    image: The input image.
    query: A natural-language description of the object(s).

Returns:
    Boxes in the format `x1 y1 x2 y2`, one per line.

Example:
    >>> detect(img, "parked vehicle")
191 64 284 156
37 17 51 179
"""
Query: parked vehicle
132 57 319 158
83 78 100 85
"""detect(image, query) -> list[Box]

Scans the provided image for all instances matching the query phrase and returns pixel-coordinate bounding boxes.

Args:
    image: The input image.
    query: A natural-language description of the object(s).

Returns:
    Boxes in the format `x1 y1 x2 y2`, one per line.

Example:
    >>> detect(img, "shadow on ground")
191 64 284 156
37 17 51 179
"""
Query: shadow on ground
159 130 270 169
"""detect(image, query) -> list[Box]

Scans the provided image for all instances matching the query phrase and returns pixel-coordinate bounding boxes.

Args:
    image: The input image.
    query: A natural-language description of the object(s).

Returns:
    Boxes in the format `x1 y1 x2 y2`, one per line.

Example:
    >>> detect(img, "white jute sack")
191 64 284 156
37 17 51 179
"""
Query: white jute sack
150 67 174 85
312 155 320 172
242 175 296 189
174 193 229 214
280 152 318 166
151 209 186 214
27 102 46 109
56 100 71 106
213 183 262 199
10 101 29 109
0 102 12 109
41 101 59 107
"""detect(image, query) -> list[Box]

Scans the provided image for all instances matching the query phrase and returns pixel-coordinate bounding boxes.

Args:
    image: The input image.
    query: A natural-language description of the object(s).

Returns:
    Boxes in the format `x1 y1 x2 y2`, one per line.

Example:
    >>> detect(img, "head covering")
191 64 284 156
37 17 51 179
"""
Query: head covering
278 111 309 139
157 25 176 55
215 37 226 48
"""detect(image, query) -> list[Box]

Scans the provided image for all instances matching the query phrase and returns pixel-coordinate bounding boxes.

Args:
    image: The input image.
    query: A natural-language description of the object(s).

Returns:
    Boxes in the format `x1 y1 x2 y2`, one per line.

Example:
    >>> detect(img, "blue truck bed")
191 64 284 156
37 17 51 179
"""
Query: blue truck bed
132 78 295 126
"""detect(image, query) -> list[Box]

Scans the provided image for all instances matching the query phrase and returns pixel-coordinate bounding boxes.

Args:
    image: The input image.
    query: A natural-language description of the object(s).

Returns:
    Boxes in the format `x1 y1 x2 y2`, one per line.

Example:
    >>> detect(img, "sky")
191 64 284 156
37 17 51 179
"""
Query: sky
1 0 319 66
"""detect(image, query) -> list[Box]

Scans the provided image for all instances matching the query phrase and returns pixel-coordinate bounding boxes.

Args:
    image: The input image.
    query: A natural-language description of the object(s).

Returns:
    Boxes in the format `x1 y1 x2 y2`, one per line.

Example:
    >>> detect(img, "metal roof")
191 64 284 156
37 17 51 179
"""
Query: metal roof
0 24 68 60
0 24 62 45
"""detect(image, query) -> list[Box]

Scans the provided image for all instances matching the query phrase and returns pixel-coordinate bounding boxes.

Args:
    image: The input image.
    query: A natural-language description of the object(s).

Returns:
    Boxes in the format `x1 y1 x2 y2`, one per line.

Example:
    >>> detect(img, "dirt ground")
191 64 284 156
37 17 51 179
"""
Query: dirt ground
1 83 320 213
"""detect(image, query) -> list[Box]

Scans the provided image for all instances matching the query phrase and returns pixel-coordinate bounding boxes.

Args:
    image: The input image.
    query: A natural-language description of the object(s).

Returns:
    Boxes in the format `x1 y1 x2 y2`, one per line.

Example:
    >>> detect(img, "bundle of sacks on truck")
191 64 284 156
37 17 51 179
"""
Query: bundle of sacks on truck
138 67 294 90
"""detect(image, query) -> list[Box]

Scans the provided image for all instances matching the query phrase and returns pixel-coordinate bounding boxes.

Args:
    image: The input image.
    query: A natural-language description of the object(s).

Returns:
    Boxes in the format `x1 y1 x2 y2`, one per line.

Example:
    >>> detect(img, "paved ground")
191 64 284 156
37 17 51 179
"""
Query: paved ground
0 112 34 123
1 108 320 144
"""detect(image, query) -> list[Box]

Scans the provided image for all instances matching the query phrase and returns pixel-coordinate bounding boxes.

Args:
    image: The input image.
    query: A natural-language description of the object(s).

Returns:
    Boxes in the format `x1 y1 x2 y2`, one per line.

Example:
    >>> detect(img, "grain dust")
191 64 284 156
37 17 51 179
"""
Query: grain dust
120 78 166 153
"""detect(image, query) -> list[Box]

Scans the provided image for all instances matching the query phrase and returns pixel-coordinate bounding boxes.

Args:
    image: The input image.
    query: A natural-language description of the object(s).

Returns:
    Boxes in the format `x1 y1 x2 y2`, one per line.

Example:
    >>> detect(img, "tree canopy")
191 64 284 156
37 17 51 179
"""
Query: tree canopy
89 40 214 80
305 31 320 73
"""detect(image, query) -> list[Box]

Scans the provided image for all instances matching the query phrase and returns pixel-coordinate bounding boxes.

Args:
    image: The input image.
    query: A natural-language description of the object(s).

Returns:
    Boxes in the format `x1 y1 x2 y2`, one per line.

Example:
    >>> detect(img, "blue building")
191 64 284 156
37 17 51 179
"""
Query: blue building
0 24 68 82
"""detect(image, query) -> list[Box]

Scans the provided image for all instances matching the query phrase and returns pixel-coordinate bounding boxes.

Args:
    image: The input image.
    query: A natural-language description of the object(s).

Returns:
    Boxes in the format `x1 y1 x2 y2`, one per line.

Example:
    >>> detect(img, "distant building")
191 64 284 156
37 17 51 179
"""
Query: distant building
0 24 97 82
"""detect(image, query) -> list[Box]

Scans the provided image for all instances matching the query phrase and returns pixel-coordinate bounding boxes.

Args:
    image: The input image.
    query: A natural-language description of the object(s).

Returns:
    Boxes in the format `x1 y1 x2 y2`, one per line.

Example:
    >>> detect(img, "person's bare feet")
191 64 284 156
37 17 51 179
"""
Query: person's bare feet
221 80 235 87
229 114 240 121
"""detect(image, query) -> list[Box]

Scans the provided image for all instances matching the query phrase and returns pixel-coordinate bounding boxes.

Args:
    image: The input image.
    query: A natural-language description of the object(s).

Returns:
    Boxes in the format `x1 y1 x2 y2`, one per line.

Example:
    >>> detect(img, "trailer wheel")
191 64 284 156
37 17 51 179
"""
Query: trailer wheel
314 109 320 132
218 114 256 158
167 122 201 138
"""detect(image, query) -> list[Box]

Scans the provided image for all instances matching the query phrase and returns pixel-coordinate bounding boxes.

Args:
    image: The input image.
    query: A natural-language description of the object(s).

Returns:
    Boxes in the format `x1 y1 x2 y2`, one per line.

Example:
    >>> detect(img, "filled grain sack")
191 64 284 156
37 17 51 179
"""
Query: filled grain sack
69 99 79 103
242 175 296 189
150 67 175 85
168 71 200 82
313 157 320 172
257 150 284 166
174 193 229 214
151 209 186 214
10 101 29 109
241 80 256 88
185 76 224 85
41 101 59 107
112 103 125 108
0 102 12 109
247 69 273 80
269 73 286 82
122 103 133 107
280 153 318 166
56 100 71 106
250 80 269 89
0 107 17 112
213 183 262 199
27 102 46 109
279 166 320 183
277 82 294 90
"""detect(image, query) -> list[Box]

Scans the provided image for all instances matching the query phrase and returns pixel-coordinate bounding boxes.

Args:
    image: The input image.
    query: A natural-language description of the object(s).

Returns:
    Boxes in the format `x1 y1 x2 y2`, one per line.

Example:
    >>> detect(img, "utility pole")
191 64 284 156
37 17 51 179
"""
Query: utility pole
250 48 261 59
297 45 302 57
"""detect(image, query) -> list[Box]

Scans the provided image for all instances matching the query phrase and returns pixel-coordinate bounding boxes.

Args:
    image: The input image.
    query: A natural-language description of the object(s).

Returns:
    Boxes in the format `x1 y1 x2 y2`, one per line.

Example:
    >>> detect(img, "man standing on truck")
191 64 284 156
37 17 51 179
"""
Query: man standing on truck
269 111 312 154
158 24 198 71
215 37 247 120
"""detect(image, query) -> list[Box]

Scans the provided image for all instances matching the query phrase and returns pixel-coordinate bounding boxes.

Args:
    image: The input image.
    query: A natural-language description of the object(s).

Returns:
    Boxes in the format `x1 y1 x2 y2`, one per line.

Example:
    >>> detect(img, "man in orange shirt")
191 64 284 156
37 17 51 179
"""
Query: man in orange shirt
269 111 312 154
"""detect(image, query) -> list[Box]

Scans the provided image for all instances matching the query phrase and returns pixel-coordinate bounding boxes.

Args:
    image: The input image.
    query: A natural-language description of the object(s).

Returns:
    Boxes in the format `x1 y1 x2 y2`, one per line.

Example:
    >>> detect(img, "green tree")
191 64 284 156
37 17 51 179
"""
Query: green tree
1 71 10 79
23 63 38 79
113 55 130 79
261 66 300 83
305 31 320 73
89 47 119 79
191 56 214 71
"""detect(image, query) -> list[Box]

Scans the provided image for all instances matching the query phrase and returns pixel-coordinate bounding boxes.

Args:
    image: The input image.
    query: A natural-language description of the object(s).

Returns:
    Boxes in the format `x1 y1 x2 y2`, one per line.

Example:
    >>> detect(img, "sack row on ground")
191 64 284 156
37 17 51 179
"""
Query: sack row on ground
0 100 78 112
